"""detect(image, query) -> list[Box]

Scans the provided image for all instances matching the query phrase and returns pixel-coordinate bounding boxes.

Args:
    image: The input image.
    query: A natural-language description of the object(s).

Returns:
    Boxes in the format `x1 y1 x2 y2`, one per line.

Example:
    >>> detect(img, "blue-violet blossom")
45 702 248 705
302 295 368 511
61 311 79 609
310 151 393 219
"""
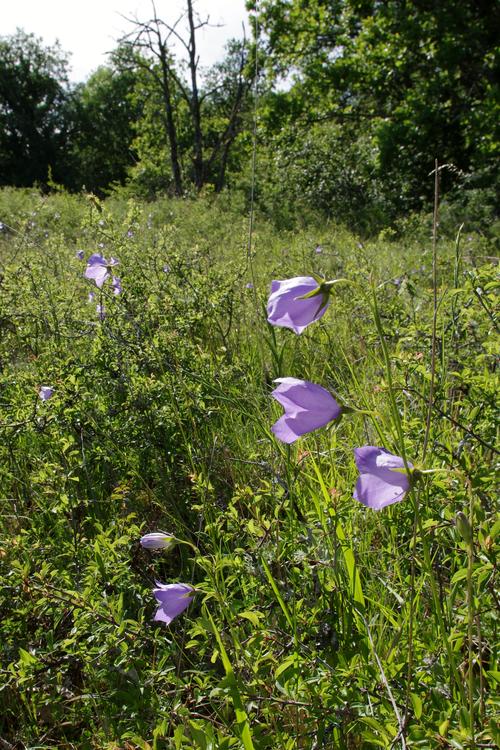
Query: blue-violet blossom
353 446 413 510
267 276 330 334
153 582 195 625
271 377 342 443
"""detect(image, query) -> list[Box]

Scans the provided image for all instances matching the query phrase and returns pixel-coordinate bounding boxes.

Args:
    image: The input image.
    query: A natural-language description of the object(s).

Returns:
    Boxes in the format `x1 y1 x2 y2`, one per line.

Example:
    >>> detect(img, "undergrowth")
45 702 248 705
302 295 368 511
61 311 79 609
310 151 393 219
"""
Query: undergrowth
0 189 498 749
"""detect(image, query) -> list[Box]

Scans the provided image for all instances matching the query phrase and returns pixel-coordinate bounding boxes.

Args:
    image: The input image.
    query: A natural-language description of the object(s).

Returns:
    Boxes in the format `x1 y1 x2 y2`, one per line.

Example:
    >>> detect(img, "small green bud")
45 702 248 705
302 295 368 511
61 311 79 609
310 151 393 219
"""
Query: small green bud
455 512 473 544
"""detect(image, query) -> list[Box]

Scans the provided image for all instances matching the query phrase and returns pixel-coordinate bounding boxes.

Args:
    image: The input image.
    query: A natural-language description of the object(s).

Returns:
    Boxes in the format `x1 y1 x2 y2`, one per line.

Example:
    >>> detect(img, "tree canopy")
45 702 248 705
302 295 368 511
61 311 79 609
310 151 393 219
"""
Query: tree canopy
0 30 71 187
0 1 498 227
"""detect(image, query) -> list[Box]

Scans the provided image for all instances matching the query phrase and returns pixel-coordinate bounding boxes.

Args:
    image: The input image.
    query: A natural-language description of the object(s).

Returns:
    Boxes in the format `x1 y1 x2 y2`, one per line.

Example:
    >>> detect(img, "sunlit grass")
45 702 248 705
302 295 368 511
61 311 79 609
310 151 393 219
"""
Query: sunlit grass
0 189 497 749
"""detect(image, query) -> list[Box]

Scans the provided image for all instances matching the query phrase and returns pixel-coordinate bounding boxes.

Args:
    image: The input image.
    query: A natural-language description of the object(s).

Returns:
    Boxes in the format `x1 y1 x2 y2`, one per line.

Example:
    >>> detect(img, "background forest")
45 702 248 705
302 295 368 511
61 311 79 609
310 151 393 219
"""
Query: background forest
0 0 498 233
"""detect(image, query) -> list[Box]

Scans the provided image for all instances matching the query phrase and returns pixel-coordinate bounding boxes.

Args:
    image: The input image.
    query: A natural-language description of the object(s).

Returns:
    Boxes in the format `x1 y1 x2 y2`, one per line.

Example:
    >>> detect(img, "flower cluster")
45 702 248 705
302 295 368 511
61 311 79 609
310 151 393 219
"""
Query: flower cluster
267 276 415 510
79 252 122 320
137 273 418 629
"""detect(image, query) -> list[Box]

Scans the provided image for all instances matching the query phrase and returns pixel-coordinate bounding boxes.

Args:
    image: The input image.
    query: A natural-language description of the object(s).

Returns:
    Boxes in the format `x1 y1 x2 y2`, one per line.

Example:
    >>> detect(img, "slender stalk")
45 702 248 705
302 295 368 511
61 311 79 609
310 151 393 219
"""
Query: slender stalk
467 485 476 748
422 159 440 462
371 282 416 735
417 509 465 704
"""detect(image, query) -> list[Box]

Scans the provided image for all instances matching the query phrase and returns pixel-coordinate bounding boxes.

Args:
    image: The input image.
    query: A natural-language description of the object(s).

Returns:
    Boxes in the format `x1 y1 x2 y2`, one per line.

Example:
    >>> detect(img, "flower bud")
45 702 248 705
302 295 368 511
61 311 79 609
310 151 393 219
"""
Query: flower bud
455 512 473 544
140 532 176 551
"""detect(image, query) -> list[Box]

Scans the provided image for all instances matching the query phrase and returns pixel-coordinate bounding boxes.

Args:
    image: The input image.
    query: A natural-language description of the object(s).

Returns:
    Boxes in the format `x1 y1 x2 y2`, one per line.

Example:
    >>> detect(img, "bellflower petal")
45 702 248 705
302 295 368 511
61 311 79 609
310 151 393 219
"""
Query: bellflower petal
39 386 54 401
140 532 175 550
353 446 413 510
75 249 84 260
152 582 195 625
271 377 342 443
267 276 330 334
111 276 122 295
84 254 120 290
85 254 109 288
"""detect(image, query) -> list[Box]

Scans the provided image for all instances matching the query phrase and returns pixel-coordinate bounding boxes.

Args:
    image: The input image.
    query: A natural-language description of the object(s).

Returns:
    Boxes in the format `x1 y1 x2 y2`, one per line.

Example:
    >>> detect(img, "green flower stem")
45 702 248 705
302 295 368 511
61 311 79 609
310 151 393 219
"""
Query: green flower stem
466 484 476 748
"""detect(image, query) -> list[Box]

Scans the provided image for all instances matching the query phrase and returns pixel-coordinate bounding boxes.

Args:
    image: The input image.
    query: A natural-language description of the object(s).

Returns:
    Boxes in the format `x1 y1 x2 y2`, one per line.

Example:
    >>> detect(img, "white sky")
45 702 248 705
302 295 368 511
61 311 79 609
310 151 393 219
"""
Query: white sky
1 0 249 82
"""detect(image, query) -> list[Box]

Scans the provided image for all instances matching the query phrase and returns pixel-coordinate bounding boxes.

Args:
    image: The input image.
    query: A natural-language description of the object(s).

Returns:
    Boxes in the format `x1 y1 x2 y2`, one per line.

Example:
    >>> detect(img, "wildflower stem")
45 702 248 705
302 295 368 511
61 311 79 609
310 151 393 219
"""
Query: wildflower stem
422 158 439 462
370 282 408 463
371 280 415 738
466 482 476 747
417 506 466 704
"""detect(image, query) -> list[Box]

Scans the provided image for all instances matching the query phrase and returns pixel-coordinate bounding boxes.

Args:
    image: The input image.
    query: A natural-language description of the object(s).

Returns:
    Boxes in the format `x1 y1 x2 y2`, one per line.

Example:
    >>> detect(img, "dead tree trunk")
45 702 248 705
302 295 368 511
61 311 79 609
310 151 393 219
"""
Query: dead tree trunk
158 40 183 195
186 0 203 189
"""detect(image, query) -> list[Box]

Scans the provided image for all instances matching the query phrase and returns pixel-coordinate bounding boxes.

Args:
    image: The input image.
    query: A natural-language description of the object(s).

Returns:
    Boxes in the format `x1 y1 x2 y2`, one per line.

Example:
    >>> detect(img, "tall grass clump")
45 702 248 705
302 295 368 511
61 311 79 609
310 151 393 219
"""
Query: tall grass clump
0 188 498 749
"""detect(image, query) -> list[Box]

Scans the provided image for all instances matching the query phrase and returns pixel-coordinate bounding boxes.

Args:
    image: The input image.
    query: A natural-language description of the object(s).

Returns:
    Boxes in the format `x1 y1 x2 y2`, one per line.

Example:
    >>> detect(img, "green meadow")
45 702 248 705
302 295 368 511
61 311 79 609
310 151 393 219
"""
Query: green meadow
0 188 498 749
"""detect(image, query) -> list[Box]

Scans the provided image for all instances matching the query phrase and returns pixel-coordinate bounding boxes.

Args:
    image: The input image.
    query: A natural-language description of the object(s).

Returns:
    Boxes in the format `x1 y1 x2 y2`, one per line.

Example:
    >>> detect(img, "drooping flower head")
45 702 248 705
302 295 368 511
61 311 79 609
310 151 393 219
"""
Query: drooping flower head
152 582 195 625
267 276 331 334
84 253 120 289
39 386 54 401
140 532 175 551
353 446 413 510
271 377 342 444
75 249 84 260
96 304 106 321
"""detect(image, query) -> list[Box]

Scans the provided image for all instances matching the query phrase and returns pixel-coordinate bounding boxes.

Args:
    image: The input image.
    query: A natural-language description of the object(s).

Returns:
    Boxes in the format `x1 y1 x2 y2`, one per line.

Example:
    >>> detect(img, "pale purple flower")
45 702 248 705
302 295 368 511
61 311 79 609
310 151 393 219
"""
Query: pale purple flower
267 276 330 334
96 304 106 320
315 245 323 254
84 253 120 289
111 276 122 295
353 446 413 510
140 532 175 550
88 291 95 303
85 253 108 288
245 282 254 289
271 377 342 443
153 582 195 625
76 249 84 260
39 386 54 401
163 264 171 274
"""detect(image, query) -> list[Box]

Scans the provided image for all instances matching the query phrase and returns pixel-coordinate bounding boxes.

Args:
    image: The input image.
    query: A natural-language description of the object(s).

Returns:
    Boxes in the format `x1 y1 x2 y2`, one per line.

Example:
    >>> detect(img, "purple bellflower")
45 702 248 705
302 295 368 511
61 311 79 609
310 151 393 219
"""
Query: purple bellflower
153 582 195 625
140 532 175 551
111 276 122 295
76 249 84 260
84 253 120 289
353 446 413 510
267 276 331 334
271 377 342 444
39 386 54 401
